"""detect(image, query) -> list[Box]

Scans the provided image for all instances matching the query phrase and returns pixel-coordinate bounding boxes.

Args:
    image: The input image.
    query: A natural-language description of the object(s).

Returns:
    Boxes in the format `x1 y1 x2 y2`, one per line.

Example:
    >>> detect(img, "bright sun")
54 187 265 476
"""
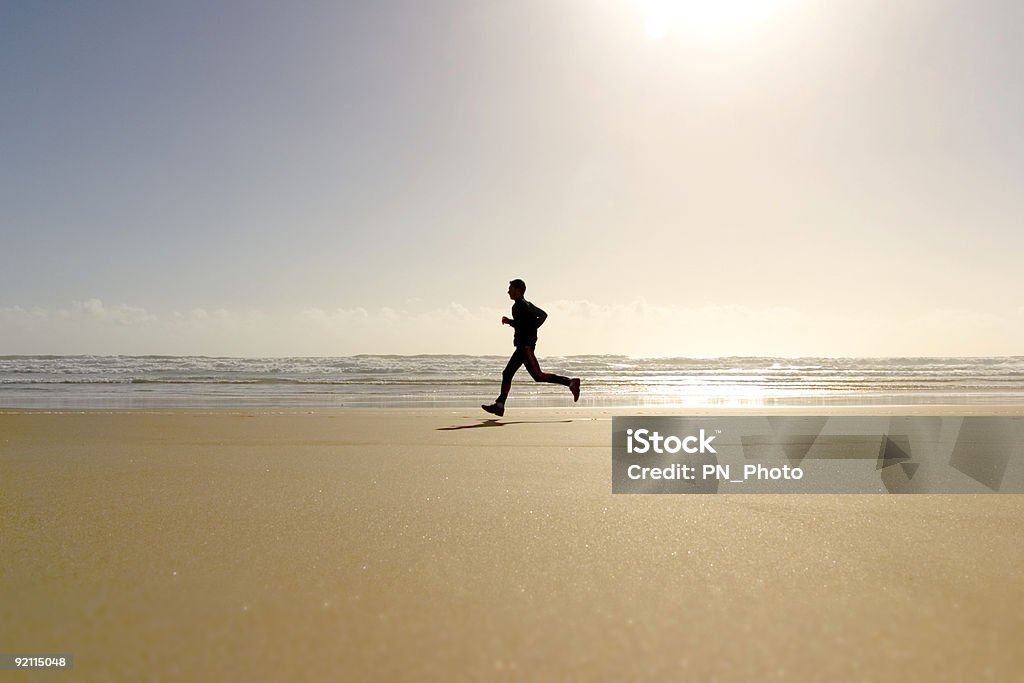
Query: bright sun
644 0 782 40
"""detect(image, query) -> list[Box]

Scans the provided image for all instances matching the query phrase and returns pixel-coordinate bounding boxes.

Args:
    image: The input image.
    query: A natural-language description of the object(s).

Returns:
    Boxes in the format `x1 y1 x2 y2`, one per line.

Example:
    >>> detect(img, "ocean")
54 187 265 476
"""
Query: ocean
2 355 1023 409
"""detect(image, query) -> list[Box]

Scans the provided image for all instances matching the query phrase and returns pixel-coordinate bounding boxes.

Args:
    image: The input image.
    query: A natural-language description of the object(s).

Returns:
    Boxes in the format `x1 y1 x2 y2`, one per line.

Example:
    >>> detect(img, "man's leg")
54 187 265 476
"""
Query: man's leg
521 346 570 385
522 346 580 401
482 350 524 416
497 349 525 403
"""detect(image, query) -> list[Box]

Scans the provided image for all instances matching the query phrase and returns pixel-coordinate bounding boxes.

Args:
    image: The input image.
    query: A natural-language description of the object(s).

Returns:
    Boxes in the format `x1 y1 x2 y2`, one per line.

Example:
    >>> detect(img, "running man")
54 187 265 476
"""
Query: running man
482 279 580 417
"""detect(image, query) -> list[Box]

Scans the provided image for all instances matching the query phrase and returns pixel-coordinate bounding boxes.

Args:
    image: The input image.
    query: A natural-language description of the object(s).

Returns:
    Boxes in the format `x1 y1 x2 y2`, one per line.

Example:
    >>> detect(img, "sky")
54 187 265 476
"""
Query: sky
2 0 1023 357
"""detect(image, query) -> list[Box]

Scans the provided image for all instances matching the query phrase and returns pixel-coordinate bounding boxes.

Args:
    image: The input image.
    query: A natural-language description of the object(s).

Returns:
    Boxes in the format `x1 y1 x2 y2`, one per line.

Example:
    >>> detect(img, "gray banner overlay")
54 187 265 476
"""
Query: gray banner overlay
612 416 1024 493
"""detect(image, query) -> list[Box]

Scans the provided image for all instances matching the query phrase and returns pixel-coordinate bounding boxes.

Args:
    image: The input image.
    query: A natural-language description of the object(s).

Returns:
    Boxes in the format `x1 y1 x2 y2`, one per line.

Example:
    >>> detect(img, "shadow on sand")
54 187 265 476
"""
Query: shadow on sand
436 419 574 431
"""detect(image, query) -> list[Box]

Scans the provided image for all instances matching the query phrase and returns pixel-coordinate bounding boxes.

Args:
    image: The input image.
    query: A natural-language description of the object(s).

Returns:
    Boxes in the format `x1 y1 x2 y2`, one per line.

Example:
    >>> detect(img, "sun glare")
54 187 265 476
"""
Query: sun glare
644 0 782 40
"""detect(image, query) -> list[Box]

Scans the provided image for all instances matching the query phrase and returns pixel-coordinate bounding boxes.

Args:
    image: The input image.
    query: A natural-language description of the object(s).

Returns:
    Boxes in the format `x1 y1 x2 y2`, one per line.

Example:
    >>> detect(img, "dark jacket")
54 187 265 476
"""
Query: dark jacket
511 299 548 347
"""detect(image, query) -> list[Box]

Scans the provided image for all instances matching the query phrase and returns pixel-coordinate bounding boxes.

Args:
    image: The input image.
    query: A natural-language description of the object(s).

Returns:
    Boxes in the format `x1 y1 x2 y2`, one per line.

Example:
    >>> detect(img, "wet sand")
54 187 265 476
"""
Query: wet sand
2 407 1022 681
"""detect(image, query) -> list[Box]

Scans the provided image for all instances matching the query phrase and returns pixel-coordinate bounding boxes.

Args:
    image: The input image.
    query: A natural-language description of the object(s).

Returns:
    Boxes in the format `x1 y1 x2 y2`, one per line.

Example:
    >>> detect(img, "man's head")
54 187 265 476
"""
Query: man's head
508 279 526 300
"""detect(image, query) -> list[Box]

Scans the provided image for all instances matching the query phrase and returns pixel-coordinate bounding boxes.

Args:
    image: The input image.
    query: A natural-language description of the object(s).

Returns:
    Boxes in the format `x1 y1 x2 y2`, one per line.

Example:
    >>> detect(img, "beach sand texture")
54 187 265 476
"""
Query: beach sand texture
2 408 1022 682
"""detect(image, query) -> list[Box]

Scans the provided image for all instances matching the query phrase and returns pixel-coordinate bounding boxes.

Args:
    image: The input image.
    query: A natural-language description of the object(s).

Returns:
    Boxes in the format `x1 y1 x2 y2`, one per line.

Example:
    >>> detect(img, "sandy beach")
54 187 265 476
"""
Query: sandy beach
2 407 1022 682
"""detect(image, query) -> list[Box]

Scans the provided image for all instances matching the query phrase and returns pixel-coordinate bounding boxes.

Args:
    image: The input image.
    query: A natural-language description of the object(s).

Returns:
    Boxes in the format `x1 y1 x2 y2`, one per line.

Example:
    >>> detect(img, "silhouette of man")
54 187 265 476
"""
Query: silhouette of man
482 279 580 417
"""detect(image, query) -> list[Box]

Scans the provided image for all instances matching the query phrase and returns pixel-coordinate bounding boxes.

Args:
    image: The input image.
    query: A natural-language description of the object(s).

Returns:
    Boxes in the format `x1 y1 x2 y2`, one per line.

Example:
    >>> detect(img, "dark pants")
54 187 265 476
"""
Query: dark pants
497 345 571 403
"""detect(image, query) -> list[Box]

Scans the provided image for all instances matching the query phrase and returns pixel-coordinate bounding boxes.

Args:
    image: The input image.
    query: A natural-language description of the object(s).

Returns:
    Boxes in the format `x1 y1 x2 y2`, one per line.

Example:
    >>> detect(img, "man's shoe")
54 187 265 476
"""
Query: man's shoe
569 378 580 402
482 402 505 417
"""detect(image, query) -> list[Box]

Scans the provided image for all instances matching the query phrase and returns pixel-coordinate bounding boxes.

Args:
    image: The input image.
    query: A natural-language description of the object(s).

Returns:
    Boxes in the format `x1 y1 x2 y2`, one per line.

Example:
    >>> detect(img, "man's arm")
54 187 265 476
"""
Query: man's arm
504 300 528 327
533 305 547 328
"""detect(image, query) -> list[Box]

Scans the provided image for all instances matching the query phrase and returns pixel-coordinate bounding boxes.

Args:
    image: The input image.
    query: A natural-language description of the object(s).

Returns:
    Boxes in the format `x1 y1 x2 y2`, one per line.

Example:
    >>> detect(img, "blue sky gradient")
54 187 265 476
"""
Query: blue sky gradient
3 1 1023 355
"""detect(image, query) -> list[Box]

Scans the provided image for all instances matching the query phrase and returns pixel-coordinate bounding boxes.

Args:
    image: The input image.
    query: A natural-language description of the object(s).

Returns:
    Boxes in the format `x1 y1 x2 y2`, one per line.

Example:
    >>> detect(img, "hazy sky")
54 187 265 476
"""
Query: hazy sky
3 0 1022 356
